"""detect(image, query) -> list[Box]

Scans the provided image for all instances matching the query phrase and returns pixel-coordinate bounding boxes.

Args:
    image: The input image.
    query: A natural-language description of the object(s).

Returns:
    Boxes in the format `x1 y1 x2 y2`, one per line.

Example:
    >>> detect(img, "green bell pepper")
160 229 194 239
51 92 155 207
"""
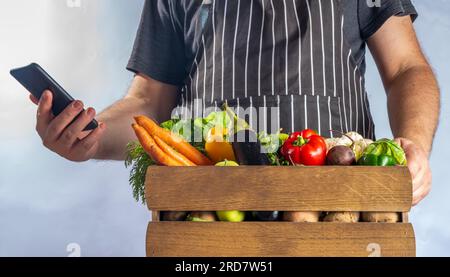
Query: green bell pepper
357 154 397 166
357 138 407 166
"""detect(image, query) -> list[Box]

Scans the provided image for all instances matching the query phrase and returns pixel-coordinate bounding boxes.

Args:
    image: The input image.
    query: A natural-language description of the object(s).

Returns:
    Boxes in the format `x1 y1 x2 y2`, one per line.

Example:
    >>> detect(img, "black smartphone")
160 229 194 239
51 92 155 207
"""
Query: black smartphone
10 63 98 131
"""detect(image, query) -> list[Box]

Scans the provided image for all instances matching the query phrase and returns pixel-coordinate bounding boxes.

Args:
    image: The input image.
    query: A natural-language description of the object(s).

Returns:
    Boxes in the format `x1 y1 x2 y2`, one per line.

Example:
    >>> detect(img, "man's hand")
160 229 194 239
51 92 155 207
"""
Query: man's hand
395 138 432 206
30 90 106 162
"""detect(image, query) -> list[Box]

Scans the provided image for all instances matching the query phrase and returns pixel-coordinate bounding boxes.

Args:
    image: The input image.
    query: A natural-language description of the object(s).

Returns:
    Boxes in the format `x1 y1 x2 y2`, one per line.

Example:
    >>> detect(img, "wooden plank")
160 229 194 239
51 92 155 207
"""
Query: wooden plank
146 166 412 212
402 212 409 223
146 222 416 257
152 211 160 222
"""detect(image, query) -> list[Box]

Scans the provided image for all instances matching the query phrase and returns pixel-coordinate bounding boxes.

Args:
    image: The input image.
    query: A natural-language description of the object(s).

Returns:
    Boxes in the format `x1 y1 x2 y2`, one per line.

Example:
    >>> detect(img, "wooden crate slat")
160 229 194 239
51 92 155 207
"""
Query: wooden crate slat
152 211 160 222
146 166 412 212
146 222 415 257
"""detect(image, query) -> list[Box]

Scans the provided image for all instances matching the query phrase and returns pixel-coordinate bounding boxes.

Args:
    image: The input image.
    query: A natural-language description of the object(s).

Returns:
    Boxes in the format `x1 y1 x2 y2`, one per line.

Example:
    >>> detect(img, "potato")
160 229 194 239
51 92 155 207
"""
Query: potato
361 212 400 223
323 212 360 223
282 211 320 222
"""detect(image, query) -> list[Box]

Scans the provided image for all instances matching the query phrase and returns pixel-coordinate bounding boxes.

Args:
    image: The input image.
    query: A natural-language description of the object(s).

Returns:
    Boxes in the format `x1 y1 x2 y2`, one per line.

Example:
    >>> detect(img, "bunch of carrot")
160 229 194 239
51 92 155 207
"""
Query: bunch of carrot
132 116 212 166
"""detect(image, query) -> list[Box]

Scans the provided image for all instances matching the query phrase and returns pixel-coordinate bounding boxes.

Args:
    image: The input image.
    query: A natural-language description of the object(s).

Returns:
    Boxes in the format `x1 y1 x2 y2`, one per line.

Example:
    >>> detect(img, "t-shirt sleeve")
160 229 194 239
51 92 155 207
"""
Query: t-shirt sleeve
127 0 186 86
359 0 418 40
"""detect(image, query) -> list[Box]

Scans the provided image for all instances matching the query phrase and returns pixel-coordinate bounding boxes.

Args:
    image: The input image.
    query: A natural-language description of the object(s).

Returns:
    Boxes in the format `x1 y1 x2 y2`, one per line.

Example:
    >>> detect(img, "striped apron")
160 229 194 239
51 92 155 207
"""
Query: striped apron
177 0 375 139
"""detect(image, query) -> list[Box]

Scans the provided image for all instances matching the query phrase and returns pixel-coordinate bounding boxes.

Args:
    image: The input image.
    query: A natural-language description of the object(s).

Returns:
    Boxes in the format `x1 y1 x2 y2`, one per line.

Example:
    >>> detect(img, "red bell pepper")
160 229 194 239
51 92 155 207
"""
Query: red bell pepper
280 129 327 166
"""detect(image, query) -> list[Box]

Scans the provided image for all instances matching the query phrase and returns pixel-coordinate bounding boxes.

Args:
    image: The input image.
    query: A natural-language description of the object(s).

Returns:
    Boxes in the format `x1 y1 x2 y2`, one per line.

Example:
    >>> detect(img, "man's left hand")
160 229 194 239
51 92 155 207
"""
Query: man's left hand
395 138 432 206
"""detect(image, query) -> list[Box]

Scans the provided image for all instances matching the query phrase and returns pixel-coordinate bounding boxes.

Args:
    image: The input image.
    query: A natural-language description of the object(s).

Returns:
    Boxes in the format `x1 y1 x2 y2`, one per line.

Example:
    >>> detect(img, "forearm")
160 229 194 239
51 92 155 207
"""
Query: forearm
387 65 440 155
93 74 179 161
94 97 154 160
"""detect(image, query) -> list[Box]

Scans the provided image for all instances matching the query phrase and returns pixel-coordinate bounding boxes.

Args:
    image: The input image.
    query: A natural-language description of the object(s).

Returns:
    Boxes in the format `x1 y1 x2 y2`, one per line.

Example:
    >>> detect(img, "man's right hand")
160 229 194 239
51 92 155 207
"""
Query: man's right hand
30 90 106 162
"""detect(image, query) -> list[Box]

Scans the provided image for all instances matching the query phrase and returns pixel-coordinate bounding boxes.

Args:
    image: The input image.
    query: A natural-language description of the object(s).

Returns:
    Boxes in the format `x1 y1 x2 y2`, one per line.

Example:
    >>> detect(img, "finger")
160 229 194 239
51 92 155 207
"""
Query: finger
59 108 95 147
412 166 426 193
73 122 106 153
395 138 415 156
396 137 413 146
412 181 430 206
407 155 422 180
77 130 92 140
29 94 39 105
412 177 425 206
412 169 431 206
394 137 404 146
58 108 97 147
45 100 84 142
36 91 54 136
400 140 422 179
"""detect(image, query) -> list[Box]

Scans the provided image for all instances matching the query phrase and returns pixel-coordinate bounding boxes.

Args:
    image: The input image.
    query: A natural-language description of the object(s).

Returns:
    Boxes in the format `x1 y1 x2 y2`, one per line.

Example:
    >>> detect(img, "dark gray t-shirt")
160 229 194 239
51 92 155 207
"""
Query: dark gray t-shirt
127 0 417 87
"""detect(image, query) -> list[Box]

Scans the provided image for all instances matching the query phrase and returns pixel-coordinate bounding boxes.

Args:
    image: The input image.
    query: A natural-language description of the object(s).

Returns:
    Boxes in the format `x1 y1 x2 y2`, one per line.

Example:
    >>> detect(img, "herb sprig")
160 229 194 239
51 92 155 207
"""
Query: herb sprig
125 142 155 204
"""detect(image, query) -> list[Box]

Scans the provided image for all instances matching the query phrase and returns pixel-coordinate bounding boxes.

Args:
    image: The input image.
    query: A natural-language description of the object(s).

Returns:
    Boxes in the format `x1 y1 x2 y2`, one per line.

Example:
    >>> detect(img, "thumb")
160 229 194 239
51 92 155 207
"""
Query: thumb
394 137 414 148
394 137 404 147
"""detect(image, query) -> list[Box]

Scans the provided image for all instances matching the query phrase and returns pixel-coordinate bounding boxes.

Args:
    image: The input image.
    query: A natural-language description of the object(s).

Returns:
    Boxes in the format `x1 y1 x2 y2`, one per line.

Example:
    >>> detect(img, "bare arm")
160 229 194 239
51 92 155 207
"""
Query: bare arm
31 73 179 162
368 16 440 154
368 16 440 204
95 74 179 160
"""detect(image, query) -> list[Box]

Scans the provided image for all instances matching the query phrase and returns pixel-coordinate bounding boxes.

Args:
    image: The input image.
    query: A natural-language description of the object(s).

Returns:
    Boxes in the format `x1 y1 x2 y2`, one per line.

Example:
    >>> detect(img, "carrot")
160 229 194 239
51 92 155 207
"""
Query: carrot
132 124 183 166
134 115 213 165
153 135 196 166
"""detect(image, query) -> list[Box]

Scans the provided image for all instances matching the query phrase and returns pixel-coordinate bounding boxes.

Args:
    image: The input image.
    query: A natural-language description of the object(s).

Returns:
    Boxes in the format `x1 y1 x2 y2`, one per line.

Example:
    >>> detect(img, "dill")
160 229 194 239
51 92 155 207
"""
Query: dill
125 142 155 204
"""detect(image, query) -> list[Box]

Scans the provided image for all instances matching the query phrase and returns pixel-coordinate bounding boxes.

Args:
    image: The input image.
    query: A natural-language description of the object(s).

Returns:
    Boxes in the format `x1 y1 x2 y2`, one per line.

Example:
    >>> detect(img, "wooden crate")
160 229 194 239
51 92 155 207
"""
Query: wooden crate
145 166 415 257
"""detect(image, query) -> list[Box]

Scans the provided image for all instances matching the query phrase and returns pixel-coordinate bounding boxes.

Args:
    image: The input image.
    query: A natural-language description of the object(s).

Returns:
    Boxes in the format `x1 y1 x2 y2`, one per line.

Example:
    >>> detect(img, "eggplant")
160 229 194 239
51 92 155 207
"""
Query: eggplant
252 211 280 221
231 129 274 220
232 130 271 165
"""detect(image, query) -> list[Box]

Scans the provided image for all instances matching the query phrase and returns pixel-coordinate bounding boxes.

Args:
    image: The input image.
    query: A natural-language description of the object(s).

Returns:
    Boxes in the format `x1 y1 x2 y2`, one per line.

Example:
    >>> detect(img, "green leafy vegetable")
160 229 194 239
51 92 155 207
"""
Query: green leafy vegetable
125 142 155 204
125 117 209 203
159 118 180 131
161 118 206 154
223 104 250 133
361 138 407 166
258 131 290 166
125 111 290 204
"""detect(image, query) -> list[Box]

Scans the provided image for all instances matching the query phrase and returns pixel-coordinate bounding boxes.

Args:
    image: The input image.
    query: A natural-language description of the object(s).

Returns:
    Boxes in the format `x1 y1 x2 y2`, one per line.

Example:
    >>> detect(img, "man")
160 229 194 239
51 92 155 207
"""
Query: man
29 0 439 205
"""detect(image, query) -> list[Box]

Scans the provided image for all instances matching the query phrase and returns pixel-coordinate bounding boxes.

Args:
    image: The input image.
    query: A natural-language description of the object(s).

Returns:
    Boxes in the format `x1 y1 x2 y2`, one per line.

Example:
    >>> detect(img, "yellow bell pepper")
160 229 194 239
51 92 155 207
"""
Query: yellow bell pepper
205 127 236 163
